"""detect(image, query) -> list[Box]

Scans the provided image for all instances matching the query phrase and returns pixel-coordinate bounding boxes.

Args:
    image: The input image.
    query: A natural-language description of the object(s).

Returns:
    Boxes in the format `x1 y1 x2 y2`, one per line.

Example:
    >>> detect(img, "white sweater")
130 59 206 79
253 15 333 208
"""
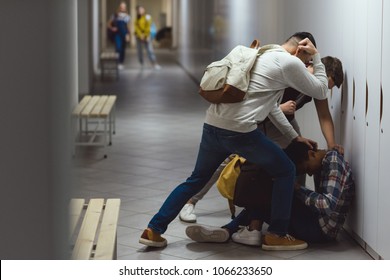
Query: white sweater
205 47 328 142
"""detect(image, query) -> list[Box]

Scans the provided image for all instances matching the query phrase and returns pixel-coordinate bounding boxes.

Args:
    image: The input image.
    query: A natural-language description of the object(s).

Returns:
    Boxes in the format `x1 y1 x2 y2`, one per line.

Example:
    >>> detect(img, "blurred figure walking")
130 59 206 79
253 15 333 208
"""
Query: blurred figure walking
134 5 161 69
107 1 131 69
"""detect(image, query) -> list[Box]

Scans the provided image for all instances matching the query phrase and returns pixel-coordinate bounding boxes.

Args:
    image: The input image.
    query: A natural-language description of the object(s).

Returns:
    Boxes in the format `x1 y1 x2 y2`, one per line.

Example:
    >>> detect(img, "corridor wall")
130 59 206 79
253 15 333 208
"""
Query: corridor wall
0 0 78 259
173 0 390 259
78 0 93 94
175 0 284 82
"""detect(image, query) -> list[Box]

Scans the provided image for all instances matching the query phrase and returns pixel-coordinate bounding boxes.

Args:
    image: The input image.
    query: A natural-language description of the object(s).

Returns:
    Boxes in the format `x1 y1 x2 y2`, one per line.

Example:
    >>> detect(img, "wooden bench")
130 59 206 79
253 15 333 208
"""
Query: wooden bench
100 52 119 80
69 198 121 260
72 95 117 158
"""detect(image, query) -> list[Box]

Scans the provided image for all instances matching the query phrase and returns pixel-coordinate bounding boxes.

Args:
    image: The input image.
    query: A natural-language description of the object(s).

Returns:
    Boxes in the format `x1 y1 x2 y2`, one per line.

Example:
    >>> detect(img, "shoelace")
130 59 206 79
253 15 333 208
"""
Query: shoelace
284 234 296 241
235 226 247 233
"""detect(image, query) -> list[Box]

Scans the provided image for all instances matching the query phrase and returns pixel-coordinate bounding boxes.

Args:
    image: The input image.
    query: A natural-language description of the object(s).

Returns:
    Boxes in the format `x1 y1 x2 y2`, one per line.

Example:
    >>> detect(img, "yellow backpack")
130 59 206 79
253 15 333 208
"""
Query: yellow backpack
216 155 246 218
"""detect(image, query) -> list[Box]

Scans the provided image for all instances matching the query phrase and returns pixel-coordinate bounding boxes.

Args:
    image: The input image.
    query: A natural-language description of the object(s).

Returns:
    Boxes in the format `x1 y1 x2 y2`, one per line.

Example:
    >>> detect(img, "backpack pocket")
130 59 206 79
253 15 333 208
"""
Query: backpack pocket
200 60 231 91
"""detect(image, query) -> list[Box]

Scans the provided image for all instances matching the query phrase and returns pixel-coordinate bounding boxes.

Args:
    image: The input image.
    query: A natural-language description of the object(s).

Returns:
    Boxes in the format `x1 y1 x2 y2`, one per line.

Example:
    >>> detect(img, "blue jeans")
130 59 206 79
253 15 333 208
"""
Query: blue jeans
136 38 156 64
114 34 126 63
148 123 296 235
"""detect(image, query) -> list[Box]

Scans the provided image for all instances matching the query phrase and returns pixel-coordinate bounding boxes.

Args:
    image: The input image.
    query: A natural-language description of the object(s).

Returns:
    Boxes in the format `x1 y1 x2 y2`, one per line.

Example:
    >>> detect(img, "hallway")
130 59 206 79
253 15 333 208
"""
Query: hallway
72 49 372 260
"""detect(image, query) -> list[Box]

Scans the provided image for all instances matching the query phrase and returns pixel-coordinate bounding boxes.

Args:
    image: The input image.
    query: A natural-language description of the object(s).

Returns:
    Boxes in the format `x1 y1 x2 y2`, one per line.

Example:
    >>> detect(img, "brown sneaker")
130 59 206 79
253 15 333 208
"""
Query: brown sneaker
262 233 308 251
139 228 167 247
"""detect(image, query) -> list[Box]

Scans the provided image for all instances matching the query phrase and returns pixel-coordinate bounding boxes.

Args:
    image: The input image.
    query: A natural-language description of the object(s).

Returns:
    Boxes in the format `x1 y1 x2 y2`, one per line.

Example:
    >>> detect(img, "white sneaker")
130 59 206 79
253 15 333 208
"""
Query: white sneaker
232 226 262 246
118 64 124 70
179 203 197 223
186 225 229 243
154 64 161 70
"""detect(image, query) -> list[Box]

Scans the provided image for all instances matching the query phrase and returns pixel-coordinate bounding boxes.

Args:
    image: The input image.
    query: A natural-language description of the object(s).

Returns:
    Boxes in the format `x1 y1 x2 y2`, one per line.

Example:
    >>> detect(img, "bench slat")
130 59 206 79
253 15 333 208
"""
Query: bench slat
71 198 104 260
72 95 91 116
69 199 85 238
100 52 119 60
100 95 117 117
94 199 121 260
81 95 101 117
90 95 109 117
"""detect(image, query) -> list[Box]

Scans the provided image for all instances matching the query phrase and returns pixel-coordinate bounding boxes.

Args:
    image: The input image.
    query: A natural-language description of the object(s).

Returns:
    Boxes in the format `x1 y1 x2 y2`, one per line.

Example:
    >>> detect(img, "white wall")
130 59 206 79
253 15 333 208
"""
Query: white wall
78 0 92 94
175 0 284 81
228 0 284 47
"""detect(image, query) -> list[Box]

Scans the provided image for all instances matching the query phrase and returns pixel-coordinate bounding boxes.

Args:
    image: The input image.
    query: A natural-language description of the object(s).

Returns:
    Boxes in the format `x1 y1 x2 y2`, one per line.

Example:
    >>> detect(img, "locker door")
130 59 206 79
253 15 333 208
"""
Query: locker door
340 0 355 161
348 0 368 237
329 82 343 146
363 0 382 252
378 0 390 260
340 0 357 232
324 0 344 147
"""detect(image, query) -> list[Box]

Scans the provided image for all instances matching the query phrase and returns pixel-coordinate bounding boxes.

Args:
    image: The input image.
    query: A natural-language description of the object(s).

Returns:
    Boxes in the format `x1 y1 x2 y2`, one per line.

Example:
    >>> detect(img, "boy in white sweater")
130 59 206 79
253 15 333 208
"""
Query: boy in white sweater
139 32 328 251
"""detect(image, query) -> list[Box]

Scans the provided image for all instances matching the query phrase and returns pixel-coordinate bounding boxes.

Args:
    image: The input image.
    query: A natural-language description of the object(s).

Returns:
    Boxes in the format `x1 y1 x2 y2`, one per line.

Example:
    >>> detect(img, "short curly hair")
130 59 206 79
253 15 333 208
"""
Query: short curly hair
321 56 344 88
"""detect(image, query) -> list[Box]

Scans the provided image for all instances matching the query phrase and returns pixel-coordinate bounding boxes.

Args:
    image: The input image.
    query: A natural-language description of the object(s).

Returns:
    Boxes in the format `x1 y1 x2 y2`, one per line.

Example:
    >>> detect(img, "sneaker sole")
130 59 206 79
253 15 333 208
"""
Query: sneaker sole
179 216 197 223
261 243 308 251
139 237 167 248
232 237 261 246
186 225 229 243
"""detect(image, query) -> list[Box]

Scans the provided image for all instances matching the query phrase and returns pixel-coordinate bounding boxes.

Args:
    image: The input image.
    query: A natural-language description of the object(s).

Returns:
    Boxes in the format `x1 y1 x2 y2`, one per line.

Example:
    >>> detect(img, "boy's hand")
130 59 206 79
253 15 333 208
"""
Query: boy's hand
298 38 318 55
294 136 318 150
280 100 296 115
329 144 344 155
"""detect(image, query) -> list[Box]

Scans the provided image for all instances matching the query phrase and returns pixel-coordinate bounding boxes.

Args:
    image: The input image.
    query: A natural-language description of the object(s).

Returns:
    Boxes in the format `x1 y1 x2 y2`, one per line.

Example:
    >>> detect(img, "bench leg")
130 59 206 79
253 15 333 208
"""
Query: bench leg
85 117 89 136
104 116 108 158
112 104 116 135
113 235 118 260
108 114 112 146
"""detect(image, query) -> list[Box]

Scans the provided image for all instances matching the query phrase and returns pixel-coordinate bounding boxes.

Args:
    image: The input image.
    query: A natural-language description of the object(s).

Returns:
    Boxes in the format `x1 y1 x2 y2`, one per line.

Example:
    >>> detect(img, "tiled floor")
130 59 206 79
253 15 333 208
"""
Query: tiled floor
72 49 372 260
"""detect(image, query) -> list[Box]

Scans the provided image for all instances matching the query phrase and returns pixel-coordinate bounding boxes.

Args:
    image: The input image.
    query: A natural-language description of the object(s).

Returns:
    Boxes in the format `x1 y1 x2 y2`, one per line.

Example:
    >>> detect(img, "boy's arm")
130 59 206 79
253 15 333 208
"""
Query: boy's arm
268 103 317 149
314 98 336 148
282 53 328 101
314 98 344 154
268 103 298 142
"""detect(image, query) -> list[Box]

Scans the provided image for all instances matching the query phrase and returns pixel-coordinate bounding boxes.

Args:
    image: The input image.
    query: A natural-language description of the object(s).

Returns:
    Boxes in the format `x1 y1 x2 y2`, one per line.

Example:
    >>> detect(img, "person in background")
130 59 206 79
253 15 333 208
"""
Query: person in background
134 5 161 70
186 141 355 249
138 31 328 251
179 56 344 223
107 1 131 70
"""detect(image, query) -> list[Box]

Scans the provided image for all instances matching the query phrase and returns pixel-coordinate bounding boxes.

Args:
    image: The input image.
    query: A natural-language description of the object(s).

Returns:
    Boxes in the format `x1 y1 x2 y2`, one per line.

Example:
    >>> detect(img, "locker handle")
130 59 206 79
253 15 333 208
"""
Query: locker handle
380 84 383 124
353 78 355 110
340 80 344 108
365 80 368 117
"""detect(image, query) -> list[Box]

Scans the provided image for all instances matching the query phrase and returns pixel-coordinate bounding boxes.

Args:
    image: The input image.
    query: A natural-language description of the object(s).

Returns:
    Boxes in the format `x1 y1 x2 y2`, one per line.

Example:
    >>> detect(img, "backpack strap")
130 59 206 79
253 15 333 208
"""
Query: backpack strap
249 39 260 49
257 44 284 56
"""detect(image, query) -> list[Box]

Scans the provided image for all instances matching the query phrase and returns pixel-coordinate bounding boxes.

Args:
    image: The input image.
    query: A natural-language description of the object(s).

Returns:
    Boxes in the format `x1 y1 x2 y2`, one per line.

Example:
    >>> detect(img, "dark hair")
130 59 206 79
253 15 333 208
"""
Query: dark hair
321 56 344 88
283 141 310 174
286 32 317 48
136 5 143 18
